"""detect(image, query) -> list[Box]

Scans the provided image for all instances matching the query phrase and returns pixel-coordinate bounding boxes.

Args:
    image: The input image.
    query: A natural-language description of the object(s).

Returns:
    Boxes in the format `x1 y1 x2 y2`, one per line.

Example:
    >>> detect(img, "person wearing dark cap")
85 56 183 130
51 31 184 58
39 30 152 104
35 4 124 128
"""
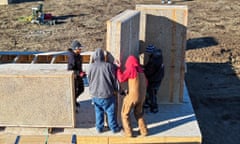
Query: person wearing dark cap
67 40 86 113
145 44 155 53
144 44 164 113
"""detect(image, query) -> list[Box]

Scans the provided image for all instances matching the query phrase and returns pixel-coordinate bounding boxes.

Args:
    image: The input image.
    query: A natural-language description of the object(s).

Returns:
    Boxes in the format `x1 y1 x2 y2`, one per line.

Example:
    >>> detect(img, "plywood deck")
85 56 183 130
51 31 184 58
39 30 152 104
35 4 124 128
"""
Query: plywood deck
0 63 201 143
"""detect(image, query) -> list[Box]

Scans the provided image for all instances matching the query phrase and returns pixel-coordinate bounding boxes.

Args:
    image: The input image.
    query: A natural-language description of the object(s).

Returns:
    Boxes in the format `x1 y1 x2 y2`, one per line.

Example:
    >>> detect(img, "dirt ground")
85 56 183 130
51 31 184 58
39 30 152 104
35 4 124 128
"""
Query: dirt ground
0 0 240 144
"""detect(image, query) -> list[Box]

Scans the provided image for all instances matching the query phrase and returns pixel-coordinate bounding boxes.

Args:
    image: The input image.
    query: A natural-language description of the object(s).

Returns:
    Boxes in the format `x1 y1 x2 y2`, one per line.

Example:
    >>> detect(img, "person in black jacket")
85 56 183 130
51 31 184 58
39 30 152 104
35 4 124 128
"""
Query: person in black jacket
67 40 85 112
144 44 164 113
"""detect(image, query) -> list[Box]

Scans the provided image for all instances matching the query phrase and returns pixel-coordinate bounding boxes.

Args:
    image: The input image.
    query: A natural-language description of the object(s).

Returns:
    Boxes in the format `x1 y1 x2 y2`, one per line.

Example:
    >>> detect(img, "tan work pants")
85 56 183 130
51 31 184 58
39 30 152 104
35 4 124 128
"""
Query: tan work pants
121 95 148 137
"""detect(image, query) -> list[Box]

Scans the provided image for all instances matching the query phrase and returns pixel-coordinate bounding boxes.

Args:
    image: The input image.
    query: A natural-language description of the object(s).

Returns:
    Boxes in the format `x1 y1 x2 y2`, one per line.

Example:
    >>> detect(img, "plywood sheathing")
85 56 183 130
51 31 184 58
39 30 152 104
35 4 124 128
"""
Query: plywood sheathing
106 9 140 66
106 10 140 125
136 5 188 103
0 0 9 5
0 66 75 128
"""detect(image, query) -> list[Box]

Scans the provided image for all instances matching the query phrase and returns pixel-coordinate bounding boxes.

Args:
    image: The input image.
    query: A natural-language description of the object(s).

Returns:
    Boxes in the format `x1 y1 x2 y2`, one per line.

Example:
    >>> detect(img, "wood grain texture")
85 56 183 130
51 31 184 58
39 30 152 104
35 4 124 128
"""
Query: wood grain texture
0 69 75 128
136 5 188 103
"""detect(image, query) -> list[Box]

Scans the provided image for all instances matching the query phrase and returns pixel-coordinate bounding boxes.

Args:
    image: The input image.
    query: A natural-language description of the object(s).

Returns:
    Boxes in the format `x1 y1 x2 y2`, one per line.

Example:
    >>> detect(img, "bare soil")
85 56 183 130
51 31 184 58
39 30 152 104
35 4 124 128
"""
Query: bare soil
0 0 240 144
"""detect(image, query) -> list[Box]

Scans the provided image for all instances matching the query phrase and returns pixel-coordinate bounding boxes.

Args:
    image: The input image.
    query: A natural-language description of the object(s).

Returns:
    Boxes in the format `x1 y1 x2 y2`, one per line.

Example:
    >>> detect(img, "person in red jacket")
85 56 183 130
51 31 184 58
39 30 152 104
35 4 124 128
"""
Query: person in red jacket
115 55 148 137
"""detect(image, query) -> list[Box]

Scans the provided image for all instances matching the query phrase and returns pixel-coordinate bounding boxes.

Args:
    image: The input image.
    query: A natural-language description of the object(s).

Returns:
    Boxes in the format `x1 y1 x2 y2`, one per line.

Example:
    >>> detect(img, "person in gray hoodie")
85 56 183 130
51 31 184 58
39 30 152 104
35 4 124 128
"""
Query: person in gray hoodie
87 48 120 133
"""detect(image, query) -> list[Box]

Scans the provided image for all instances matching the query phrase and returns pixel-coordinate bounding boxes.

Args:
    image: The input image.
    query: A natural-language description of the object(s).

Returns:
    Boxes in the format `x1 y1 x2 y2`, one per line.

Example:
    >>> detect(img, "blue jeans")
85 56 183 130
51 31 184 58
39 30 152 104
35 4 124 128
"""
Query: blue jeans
92 96 119 132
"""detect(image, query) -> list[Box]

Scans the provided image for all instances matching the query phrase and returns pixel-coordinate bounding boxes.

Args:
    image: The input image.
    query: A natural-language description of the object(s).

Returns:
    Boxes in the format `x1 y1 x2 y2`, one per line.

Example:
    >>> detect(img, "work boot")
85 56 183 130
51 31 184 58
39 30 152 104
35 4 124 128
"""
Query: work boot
76 102 80 113
139 129 148 137
138 118 148 137
112 126 121 133
124 130 133 137
150 105 158 113
96 128 103 134
123 127 133 137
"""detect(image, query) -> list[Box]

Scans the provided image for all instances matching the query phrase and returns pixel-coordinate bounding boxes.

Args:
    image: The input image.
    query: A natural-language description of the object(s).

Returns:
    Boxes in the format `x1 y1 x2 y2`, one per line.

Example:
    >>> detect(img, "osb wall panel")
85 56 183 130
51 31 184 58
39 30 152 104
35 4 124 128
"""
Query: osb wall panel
106 9 140 66
0 70 75 127
0 0 8 5
106 10 140 125
136 5 188 103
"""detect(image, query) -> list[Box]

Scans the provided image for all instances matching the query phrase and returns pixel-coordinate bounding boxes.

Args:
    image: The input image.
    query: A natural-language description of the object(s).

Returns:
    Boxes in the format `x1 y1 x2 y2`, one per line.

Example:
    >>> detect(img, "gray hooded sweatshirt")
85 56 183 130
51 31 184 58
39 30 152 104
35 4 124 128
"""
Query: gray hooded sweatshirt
87 48 119 98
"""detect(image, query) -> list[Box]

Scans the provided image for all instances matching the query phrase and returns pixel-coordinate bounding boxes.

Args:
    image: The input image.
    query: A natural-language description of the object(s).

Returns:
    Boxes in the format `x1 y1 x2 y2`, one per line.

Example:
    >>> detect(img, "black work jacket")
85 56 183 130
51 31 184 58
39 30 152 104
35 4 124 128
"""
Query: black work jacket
67 50 83 74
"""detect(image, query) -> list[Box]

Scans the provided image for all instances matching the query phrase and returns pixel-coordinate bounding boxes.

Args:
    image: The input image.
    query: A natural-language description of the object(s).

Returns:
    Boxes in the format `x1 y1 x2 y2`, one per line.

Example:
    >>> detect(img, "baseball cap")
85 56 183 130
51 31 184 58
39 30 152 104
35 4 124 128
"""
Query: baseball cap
146 44 155 53
70 40 84 50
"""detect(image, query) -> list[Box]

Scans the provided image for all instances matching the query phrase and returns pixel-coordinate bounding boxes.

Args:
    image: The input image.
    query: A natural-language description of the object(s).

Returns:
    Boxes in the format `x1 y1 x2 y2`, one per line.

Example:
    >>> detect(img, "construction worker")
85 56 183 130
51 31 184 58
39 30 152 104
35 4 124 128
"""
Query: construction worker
144 44 164 113
67 40 85 113
115 55 148 137
87 48 121 133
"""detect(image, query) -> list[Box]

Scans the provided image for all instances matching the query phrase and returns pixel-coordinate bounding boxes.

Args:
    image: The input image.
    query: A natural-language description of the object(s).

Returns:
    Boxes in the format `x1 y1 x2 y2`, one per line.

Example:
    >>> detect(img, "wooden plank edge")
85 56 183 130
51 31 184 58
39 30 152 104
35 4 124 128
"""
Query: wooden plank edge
1 135 201 144
108 136 202 144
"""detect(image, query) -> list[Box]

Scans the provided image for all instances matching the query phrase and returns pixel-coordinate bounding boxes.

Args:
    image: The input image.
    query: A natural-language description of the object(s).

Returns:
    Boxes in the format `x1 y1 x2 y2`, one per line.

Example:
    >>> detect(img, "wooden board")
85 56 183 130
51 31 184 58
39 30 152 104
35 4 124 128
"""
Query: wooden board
136 5 188 103
106 9 140 67
0 51 92 64
106 9 140 125
0 135 201 144
0 0 9 5
0 69 76 128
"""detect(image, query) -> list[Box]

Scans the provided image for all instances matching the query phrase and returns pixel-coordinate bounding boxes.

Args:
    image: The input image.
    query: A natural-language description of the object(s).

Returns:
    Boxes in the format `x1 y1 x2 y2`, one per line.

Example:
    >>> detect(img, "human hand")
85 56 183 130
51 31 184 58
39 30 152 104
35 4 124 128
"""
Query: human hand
114 59 121 67
80 71 86 77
